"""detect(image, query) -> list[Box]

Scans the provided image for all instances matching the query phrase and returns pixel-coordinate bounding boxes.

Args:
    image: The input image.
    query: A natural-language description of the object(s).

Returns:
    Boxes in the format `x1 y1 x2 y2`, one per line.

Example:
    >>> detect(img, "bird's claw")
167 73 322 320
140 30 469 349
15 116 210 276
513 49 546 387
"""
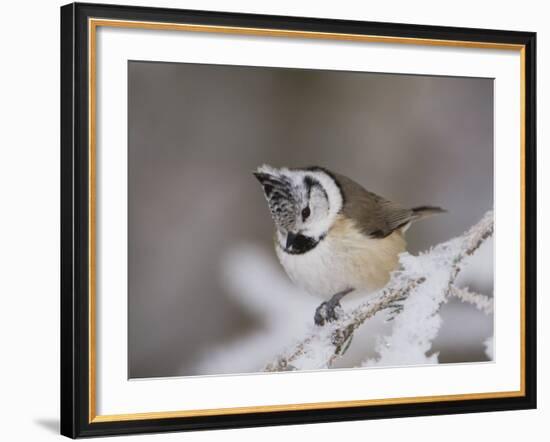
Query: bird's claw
314 299 343 326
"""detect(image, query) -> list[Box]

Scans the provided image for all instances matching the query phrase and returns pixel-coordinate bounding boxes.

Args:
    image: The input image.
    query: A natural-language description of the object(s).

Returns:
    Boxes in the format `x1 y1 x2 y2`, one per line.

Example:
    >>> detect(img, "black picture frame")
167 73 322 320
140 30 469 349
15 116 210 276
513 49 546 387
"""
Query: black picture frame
61 2 537 438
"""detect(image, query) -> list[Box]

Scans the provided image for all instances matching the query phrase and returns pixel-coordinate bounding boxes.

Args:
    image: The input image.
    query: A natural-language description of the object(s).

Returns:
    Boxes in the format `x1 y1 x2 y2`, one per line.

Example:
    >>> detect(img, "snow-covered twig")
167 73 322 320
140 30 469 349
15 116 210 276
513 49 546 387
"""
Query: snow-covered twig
449 285 493 315
264 211 494 372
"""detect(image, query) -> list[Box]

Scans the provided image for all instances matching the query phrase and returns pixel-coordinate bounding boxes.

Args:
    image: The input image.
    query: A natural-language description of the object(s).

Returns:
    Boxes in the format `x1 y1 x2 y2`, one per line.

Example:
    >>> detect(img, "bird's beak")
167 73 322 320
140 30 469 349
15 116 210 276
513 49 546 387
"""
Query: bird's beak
286 231 297 249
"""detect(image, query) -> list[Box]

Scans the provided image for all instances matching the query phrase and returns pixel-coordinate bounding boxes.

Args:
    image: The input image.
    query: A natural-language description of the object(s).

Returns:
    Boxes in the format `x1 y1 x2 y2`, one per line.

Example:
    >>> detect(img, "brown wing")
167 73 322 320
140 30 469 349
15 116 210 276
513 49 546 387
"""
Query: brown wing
333 172 415 239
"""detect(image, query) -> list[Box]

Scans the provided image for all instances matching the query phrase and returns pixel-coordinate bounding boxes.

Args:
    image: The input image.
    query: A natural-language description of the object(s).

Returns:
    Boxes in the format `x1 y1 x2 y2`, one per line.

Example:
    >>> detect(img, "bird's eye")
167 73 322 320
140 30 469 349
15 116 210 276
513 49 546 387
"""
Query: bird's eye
301 206 311 221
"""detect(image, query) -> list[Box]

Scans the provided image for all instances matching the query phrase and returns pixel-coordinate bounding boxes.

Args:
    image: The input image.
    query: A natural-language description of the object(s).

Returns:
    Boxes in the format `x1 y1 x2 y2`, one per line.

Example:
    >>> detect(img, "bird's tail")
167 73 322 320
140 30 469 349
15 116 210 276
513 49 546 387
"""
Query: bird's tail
411 205 447 221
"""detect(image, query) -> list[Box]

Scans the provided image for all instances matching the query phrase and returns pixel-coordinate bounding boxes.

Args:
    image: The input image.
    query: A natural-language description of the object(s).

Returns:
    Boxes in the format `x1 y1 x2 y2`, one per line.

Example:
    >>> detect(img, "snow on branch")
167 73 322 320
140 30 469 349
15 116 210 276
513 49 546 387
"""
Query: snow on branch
264 211 494 372
449 285 493 315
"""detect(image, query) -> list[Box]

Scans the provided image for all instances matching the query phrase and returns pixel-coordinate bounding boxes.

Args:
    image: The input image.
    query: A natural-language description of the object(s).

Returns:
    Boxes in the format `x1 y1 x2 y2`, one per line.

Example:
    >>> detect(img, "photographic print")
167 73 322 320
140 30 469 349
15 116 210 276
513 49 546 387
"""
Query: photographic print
61 4 535 436
128 61 494 378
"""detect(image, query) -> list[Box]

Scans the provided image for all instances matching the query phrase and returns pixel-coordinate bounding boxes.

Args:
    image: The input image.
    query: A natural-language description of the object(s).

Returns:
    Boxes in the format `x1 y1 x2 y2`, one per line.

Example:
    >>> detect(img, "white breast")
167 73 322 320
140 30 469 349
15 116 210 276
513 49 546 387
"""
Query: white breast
275 215 406 300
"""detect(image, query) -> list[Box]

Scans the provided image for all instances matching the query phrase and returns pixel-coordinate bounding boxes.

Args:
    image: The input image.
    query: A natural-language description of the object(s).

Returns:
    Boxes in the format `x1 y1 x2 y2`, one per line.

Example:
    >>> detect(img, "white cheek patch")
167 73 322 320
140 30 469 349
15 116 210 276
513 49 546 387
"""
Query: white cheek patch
310 187 329 213
309 171 343 215
301 170 343 238
301 187 329 234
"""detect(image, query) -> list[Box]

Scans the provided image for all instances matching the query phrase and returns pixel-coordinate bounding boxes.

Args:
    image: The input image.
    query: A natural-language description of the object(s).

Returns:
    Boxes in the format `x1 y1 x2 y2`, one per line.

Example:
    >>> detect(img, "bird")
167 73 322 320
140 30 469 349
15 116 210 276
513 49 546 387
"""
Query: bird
253 165 446 326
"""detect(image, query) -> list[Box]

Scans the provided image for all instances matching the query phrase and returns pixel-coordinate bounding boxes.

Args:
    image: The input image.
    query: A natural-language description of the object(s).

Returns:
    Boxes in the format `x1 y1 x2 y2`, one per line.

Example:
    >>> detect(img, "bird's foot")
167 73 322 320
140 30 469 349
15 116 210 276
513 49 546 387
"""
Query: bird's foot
314 289 353 326
314 299 343 326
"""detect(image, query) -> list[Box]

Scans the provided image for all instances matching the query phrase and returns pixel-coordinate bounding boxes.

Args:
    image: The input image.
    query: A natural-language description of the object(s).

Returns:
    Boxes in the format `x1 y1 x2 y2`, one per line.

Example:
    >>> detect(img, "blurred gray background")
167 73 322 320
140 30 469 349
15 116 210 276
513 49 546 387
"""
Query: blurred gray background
128 60 493 378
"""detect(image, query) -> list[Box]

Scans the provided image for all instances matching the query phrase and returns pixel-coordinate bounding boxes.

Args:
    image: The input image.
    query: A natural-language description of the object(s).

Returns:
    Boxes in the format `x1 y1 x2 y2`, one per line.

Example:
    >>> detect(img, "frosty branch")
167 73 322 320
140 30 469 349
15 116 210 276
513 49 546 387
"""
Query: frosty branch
449 285 493 315
264 211 494 372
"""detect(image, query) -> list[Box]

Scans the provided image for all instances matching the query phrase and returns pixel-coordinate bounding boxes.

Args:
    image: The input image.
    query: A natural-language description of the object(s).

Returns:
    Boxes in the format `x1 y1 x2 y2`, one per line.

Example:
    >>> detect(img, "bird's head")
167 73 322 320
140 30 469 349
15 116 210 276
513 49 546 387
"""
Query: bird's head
254 165 344 252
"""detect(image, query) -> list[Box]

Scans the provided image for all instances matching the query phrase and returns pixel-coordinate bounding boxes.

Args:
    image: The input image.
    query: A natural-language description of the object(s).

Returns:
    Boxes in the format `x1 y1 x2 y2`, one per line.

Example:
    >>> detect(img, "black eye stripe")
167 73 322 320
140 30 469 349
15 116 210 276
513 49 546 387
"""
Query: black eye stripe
303 175 328 202
304 176 315 199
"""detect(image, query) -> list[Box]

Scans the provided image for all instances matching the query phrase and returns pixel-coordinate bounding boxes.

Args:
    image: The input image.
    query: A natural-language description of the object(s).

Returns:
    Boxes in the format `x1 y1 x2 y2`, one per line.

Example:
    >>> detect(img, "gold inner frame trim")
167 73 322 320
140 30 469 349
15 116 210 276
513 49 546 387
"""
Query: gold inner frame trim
88 17 527 424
